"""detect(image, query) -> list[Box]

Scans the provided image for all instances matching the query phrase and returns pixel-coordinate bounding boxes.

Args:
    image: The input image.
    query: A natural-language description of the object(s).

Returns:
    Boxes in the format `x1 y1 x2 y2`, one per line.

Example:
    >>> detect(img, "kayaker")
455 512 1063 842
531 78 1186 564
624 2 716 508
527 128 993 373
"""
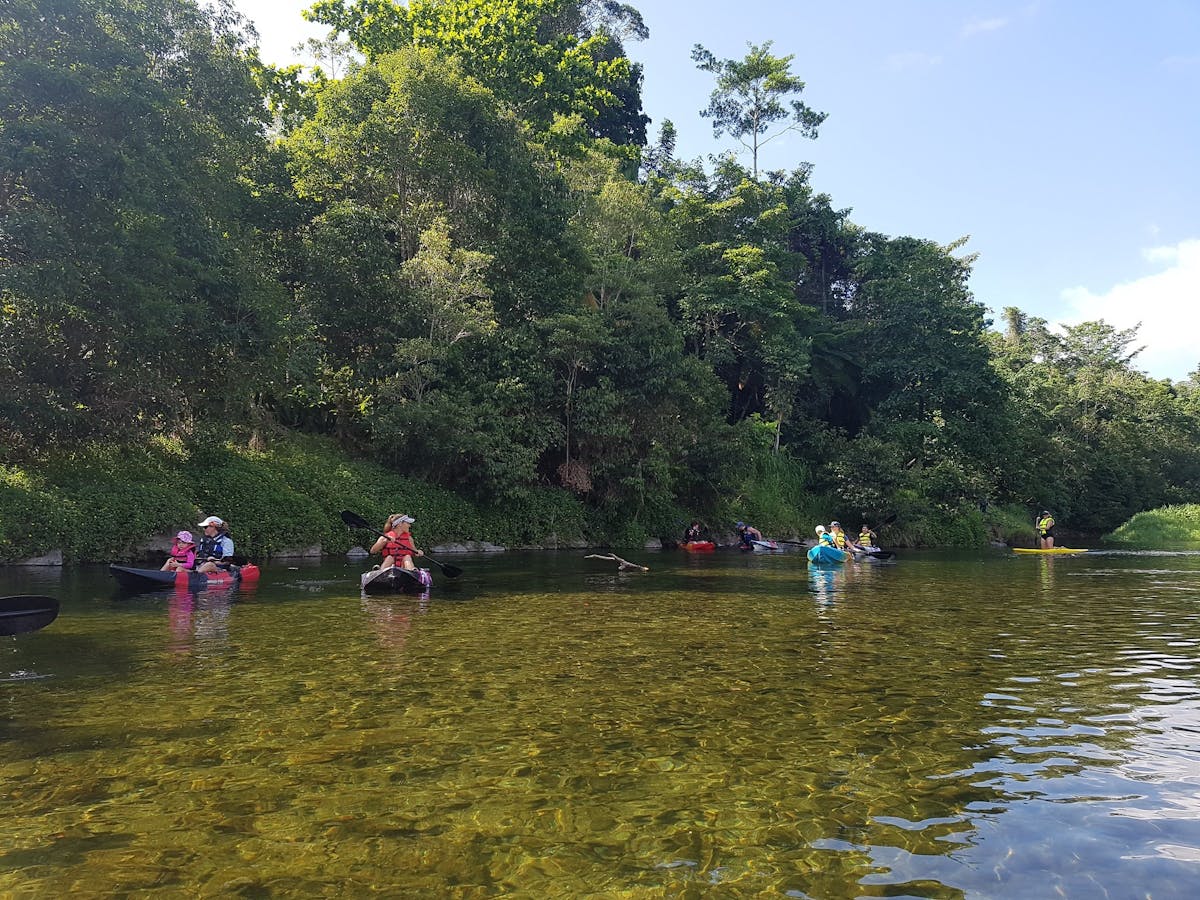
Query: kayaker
683 521 705 543
195 516 235 573
815 525 834 545
372 514 425 571
830 521 861 553
1037 510 1056 549
161 530 196 572
858 523 878 550
735 521 762 549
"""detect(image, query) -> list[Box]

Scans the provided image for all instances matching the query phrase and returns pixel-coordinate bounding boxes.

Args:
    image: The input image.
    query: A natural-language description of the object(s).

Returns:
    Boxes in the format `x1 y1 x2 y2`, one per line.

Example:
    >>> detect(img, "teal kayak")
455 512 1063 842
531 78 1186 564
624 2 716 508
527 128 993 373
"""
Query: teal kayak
807 544 848 564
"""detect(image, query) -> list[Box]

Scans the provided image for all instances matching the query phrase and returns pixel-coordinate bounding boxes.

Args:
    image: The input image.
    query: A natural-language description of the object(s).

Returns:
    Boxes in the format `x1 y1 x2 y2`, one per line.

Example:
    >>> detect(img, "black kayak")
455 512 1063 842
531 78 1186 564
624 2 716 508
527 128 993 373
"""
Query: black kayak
109 564 255 591
360 566 432 595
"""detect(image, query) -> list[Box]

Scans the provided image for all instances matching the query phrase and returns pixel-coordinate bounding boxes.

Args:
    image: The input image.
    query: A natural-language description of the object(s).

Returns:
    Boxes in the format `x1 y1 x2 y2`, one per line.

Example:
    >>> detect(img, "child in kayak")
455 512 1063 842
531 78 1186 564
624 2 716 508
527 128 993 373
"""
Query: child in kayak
161 530 196 571
371 514 425 571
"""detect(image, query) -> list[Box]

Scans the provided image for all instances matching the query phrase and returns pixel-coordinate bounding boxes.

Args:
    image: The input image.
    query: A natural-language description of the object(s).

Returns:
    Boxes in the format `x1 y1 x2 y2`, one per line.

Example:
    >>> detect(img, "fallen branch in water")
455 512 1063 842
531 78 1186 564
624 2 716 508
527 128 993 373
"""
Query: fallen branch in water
584 553 649 572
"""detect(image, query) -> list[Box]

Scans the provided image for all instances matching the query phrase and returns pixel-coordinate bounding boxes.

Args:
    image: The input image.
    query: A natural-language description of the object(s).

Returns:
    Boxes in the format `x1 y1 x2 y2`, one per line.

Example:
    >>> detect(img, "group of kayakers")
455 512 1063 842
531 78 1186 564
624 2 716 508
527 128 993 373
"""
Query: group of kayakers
159 512 428 574
160 516 236 574
682 520 765 549
814 521 880 554
681 519 883 552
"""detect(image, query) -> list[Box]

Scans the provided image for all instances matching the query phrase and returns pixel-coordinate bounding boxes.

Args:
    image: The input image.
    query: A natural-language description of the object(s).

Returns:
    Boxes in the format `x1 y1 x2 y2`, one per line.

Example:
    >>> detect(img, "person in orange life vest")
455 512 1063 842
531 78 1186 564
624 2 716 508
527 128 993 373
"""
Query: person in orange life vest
370 513 425 571
161 530 196 571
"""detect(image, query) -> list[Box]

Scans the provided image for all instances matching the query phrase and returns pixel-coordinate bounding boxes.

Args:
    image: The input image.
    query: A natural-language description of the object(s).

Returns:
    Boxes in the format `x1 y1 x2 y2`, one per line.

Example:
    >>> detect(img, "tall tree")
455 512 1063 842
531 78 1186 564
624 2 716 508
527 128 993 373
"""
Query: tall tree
691 41 825 178
305 0 648 146
0 0 284 449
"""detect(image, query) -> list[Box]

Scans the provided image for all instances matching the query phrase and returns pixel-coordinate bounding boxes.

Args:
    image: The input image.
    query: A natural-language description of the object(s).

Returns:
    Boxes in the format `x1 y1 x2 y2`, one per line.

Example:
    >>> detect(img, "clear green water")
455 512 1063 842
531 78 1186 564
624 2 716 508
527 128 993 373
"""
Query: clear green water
2 549 1199 897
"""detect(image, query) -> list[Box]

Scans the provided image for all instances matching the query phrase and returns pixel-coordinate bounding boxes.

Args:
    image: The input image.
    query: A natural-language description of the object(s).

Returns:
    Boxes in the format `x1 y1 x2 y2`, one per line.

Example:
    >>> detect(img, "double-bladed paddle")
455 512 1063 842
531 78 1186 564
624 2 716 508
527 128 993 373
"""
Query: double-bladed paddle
340 511 463 578
0 595 60 636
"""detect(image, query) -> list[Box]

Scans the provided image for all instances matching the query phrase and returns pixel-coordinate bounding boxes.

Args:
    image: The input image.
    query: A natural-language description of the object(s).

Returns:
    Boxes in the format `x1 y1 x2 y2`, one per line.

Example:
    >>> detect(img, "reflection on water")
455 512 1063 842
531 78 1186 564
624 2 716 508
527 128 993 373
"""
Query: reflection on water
1 551 1199 896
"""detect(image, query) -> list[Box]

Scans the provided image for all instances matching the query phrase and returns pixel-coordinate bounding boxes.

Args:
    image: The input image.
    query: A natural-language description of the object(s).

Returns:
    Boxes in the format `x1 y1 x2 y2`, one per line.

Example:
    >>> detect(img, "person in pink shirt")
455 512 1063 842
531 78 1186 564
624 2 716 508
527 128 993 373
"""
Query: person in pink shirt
162 530 197 571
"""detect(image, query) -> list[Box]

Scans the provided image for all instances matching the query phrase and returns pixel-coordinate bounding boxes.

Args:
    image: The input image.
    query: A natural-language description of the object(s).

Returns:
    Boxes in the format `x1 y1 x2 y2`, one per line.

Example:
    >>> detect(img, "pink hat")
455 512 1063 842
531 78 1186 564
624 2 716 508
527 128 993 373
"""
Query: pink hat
176 530 194 543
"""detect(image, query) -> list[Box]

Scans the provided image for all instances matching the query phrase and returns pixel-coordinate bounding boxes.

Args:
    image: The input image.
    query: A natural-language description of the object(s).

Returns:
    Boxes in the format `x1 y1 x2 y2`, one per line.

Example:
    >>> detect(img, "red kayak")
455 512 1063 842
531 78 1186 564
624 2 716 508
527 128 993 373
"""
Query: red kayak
681 541 716 553
110 564 260 591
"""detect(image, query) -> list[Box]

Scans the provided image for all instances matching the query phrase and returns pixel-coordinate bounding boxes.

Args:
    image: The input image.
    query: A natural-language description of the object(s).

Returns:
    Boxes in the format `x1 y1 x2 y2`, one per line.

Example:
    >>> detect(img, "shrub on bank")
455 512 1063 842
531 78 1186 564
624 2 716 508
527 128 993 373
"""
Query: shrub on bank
1106 504 1200 546
0 432 590 563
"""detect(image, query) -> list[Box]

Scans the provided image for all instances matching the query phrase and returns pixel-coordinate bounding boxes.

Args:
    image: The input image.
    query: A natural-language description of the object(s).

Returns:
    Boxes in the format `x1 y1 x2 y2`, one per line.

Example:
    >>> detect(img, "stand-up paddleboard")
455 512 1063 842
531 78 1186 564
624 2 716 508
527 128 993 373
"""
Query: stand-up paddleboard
1011 548 1087 554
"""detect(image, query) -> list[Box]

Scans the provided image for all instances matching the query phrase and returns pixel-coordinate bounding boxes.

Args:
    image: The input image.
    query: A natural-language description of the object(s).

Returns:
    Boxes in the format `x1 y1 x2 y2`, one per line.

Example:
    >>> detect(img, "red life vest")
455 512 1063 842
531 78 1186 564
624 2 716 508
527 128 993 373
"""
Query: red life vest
171 542 194 565
383 530 415 559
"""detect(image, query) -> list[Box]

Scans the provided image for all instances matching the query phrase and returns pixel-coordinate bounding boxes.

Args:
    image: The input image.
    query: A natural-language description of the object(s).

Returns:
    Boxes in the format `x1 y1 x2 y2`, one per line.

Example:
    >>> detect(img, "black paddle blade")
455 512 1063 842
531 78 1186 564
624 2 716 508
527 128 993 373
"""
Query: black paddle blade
340 510 373 530
439 563 463 579
0 595 60 636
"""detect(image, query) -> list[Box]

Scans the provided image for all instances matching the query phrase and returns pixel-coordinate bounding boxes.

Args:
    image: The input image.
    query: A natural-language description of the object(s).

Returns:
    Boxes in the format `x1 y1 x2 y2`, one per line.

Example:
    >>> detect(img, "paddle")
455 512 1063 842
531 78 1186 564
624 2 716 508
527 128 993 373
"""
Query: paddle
0 595 60 636
339 510 463 578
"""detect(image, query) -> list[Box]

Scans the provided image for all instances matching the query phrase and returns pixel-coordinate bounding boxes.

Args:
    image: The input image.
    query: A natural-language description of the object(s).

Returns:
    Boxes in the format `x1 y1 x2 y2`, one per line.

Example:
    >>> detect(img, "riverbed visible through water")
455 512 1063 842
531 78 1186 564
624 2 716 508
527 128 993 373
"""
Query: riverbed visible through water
2 548 1199 897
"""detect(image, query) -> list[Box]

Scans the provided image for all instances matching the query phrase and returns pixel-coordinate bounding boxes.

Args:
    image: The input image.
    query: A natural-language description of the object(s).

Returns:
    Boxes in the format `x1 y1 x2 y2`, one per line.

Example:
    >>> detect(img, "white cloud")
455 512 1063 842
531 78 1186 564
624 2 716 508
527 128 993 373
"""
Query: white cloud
1059 239 1200 381
884 51 942 72
962 17 1009 38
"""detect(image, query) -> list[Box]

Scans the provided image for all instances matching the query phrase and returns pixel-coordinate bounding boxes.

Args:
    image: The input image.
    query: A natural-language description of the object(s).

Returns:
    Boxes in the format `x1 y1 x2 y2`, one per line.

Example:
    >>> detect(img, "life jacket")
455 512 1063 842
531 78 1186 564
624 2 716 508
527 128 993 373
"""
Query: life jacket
384 530 415 559
1037 516 1054 535
819 532 834 545
859 531 873 546
832 531 848 550
171 542 194 564
198 534 232 560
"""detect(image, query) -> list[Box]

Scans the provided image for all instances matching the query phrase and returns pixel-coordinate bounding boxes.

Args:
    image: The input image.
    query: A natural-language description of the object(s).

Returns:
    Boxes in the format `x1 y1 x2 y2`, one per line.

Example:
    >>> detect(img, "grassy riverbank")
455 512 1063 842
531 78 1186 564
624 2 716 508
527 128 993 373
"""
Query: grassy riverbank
1 429 1043 563
1105 504 1200 546
0 432 589 563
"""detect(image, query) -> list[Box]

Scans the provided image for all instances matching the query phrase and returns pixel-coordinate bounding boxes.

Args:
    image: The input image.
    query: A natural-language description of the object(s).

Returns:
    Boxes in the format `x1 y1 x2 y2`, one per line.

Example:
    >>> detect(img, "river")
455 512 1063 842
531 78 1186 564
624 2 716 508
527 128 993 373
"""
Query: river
1 548 1198 897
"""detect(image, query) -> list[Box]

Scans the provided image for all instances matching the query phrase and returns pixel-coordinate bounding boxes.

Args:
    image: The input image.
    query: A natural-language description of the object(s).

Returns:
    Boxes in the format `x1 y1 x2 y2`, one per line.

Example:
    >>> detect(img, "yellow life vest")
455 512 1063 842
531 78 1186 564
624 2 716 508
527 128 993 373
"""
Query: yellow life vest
1037 516 1054 535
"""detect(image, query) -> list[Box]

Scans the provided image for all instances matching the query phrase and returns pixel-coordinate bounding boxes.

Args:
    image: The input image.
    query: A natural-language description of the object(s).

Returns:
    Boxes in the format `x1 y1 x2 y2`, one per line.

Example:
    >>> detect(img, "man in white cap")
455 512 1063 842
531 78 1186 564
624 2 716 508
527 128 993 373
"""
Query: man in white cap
195 516 235 573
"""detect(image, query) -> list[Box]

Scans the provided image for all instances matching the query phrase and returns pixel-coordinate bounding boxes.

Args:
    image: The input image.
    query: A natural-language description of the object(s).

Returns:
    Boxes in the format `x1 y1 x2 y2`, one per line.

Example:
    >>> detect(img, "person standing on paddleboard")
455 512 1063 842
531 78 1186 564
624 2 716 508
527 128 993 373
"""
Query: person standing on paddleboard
1037 511 1056 549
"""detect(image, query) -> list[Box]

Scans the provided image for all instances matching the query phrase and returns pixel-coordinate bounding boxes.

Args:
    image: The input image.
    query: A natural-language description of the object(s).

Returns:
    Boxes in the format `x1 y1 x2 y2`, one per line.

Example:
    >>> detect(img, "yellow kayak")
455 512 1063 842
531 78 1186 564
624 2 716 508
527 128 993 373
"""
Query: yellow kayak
1011 547 1087 554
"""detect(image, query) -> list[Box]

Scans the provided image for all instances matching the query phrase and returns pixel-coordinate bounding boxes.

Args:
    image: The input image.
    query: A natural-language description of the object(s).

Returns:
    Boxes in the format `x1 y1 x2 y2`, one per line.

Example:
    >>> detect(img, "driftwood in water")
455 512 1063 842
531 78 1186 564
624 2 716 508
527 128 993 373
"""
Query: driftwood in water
584 553 649 572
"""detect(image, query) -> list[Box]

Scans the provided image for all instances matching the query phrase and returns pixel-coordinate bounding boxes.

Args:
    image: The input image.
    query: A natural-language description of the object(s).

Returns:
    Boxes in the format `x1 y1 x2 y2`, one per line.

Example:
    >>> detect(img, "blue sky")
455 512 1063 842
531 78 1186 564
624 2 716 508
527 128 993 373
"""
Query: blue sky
238 0 1200 380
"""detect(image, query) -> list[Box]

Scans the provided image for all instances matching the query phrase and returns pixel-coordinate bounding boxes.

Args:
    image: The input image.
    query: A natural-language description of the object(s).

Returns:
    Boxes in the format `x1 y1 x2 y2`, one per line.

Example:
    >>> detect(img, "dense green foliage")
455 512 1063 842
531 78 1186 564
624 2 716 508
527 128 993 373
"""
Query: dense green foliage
3 0 1199 559
1106 504 1200 546
0 432 588 562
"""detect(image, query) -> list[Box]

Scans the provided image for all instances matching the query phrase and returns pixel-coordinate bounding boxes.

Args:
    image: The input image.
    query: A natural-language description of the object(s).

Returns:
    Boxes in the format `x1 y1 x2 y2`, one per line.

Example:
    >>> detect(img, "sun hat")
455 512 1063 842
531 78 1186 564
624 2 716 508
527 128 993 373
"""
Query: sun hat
815 525 826 534
176 530 194 543
198 516 224 527
390 514 415 524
